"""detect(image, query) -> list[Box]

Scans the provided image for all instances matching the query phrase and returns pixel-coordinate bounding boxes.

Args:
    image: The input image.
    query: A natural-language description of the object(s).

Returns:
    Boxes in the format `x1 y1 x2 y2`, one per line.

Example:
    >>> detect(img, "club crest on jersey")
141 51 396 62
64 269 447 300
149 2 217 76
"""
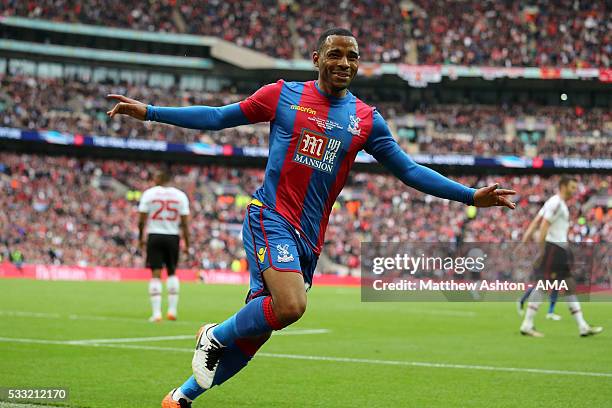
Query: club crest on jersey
348 114 361 136
276 244 294 263
293 129 342 174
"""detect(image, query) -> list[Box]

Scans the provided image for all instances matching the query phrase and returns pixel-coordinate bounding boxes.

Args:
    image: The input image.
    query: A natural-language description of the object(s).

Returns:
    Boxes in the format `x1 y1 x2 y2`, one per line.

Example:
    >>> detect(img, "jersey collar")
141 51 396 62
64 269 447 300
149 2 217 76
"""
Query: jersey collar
313 81 352 105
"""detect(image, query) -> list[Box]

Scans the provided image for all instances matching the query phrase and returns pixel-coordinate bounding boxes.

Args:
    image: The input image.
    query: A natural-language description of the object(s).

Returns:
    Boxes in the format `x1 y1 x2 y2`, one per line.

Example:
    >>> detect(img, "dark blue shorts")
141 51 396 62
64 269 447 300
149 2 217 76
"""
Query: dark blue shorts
242 199 318 301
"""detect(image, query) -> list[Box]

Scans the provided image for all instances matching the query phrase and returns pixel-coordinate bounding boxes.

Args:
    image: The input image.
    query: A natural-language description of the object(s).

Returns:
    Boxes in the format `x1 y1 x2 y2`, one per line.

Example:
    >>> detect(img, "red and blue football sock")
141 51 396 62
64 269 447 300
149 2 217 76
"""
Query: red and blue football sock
212 295 283 346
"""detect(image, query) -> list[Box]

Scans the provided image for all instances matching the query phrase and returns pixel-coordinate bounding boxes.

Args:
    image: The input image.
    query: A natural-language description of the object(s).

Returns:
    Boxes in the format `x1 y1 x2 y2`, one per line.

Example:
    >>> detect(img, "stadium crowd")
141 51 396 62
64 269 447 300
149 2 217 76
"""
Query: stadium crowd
1 154 610 276
3 0 610 67
409 0 610 68
1 75 609 158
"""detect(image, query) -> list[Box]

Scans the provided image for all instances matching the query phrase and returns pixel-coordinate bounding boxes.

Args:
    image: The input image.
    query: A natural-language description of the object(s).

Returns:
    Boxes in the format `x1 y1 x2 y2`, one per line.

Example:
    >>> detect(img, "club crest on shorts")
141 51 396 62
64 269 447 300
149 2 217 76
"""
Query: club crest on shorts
276 244 295 263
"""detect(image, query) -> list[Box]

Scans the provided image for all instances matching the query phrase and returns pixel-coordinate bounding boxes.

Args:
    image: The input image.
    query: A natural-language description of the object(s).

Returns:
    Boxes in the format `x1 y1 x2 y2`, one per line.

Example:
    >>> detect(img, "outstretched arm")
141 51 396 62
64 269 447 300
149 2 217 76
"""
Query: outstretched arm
364 111 516 208
107 95 248 130
106 80 284 131
146 104 248 131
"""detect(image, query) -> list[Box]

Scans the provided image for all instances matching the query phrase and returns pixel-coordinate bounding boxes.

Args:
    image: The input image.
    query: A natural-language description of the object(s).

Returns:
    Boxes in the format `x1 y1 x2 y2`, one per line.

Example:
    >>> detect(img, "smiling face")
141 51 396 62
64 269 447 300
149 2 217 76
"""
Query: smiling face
312 35 359 97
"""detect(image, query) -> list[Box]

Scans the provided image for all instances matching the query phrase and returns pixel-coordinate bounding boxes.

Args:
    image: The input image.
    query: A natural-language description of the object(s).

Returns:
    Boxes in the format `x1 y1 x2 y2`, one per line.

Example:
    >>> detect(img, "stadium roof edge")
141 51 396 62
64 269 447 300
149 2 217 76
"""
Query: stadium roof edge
0 39 213 69
0 16 216 46
0 16 276 69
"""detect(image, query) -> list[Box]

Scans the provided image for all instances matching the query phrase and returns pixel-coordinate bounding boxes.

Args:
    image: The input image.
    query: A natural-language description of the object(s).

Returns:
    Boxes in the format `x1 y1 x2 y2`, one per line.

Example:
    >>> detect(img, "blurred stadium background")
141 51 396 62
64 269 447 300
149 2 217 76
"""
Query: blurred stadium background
0 2 610 407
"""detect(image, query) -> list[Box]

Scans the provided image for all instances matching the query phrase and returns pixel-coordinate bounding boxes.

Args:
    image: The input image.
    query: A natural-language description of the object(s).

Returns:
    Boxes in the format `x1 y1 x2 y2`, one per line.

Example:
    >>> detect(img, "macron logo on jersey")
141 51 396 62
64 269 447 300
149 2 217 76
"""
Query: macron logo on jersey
290 104 317 115
293 128 342 174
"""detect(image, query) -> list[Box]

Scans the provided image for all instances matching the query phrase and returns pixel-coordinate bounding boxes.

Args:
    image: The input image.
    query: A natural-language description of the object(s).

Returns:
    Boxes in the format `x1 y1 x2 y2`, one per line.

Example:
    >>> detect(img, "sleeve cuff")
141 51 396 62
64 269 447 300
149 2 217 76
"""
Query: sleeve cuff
466 188 476 205
145 105 155 121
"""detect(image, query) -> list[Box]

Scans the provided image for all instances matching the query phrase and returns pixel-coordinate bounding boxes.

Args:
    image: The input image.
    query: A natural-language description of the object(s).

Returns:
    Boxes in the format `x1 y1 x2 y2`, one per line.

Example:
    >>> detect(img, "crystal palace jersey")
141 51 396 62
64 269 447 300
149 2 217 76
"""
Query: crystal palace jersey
147 79 476 254
239 80 376 254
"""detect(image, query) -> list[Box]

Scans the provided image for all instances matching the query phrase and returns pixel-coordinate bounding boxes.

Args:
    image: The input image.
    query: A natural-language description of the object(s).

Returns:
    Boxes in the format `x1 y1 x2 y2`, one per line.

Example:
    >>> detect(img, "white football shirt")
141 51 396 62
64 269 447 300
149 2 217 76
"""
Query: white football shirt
537 194 569 244
138 186 189 235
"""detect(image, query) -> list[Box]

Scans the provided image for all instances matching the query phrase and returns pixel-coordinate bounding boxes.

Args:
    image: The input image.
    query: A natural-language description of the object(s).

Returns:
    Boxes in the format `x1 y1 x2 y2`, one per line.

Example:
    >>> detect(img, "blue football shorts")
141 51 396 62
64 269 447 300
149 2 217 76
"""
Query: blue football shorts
242 198 318 301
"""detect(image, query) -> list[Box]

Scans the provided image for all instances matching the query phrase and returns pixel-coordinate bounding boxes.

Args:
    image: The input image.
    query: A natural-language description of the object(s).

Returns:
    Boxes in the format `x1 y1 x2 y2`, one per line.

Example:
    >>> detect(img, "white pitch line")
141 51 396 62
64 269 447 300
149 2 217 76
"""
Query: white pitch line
0 310 195 325
0 310 329 337
0 337 610 379
257 352 612 379
275 329 330 336
405 309 477 317
65 329 331 345
67 335 195 344
0 310 62 319
0 308 477 324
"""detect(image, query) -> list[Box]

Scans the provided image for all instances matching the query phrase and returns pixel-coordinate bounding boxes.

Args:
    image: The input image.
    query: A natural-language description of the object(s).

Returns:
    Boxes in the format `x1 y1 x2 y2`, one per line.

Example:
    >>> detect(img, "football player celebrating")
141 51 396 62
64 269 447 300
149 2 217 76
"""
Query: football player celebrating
108 28 516 407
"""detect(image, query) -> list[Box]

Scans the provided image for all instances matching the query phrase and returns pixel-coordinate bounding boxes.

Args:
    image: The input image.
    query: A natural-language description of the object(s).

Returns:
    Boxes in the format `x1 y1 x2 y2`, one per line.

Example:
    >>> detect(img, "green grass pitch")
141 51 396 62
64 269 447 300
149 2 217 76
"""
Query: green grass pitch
1 279 611 407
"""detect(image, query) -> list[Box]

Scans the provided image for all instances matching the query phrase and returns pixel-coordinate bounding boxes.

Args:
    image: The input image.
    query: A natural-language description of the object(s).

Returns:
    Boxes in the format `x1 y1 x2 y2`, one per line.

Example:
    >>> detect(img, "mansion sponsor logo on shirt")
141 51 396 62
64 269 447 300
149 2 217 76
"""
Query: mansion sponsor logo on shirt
293 129 342 174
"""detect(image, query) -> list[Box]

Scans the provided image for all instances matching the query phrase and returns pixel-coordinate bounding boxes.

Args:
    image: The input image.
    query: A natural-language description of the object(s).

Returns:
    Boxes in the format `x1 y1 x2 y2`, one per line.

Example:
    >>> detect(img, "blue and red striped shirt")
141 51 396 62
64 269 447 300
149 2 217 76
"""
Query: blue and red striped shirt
147 80 476 254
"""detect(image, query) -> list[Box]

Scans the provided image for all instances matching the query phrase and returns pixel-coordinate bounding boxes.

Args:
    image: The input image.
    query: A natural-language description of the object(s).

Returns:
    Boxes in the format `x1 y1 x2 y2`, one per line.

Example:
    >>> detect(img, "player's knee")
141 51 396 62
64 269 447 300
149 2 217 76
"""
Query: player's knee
275 298 306 325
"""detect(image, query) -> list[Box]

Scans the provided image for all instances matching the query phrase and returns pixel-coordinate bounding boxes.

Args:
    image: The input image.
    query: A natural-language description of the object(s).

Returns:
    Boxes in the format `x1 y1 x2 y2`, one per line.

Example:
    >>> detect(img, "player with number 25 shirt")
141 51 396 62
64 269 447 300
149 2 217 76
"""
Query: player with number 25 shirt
138 170 190 323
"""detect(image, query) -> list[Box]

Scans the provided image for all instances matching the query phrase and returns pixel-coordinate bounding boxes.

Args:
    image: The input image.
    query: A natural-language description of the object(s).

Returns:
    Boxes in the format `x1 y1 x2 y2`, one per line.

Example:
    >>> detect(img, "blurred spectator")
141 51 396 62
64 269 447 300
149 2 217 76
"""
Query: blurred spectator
1 153 609 271
3 0 609 66
1 74 609 158
409 0 610 67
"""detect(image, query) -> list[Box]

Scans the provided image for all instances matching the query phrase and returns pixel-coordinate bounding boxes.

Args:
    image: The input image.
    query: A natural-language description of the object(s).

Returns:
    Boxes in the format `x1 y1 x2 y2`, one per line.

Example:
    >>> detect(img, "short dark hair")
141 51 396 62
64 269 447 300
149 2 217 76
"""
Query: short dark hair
156 166 172 184
559 175 576 188
316 28 356 53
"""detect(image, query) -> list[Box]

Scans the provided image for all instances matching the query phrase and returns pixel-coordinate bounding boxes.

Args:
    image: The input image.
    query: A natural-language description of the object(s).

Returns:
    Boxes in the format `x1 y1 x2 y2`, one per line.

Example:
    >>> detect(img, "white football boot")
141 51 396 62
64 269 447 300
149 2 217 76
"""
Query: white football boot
192 324 225 388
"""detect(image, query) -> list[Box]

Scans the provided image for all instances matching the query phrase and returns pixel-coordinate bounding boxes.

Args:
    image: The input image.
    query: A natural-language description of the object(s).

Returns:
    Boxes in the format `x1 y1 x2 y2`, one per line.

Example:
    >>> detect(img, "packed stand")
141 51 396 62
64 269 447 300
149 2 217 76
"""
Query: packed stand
2 0 178 32
1 0 403 62
403 103 611 157
290 0 407 62
5 0 610 66
1 154 610 277
0 153 263 270
0 75 267 146
178 0 294 59
1 75 610 158
408 0 610 67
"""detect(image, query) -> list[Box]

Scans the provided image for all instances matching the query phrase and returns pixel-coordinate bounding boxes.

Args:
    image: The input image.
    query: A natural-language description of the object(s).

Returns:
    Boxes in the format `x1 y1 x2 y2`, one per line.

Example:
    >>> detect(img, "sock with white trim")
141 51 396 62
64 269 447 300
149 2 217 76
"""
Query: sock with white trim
566 295 588 331
521 290 543 331
166 275 179 317
148 278 162 319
